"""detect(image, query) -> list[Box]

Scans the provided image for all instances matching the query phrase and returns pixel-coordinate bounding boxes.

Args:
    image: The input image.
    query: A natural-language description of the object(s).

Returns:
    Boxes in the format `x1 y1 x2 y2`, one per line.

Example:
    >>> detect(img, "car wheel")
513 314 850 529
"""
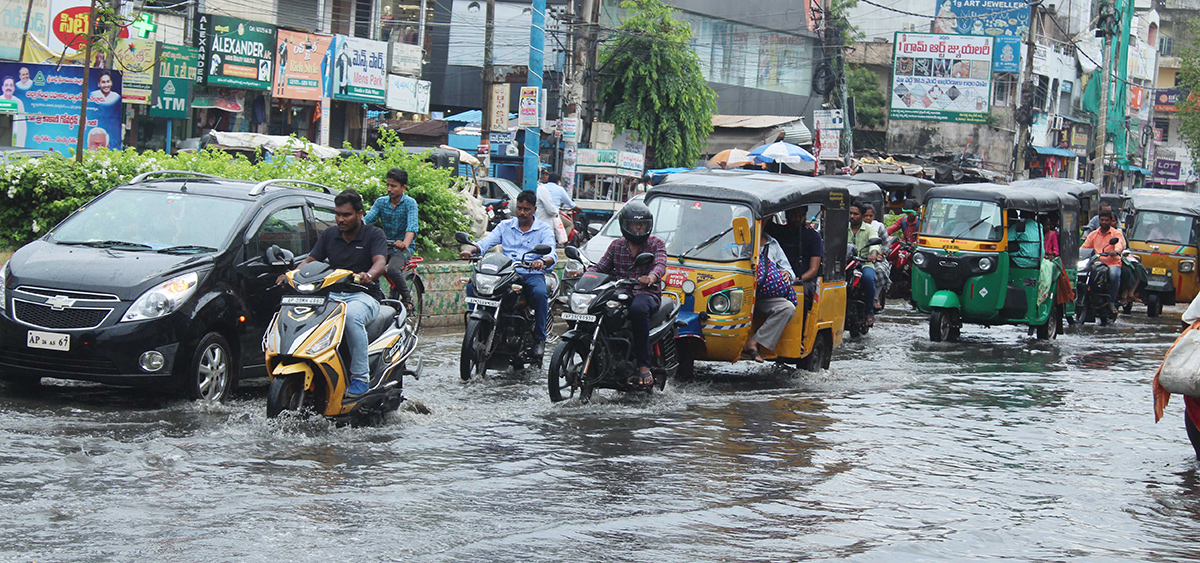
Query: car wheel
187 332 235 402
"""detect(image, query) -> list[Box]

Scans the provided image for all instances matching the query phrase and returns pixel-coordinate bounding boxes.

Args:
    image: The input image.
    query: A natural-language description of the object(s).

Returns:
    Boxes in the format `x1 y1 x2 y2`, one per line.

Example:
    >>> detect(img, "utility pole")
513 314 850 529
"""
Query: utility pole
1014 1 1040 179
522 0 546 190
75 0 96 163
479 0 495 175
563 0 595 191
1094 0 1112 190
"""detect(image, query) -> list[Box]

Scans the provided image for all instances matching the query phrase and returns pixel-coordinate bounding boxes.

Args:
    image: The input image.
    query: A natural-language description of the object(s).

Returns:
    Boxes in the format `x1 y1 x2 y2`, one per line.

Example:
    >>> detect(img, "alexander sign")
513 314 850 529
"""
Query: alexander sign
194 13 276 90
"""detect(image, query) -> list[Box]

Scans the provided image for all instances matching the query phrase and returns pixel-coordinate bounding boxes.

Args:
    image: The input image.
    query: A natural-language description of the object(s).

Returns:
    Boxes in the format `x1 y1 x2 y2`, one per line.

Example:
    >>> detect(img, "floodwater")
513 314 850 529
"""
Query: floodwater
3 306 1200 562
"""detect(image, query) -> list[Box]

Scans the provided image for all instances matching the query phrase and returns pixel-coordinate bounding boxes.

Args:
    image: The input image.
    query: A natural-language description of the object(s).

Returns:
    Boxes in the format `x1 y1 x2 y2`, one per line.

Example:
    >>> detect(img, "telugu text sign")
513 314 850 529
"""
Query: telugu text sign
194 14 275 91
890 33 993 124
385 74 430 115
113 38 156 104
330 34 387 103
273 30 330 101
1 62 122 154
150 43 197 119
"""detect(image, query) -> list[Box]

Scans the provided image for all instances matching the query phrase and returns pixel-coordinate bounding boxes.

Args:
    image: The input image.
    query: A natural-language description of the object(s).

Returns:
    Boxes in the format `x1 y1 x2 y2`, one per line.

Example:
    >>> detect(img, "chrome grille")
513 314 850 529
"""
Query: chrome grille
13 299 113 330
15 286 120 301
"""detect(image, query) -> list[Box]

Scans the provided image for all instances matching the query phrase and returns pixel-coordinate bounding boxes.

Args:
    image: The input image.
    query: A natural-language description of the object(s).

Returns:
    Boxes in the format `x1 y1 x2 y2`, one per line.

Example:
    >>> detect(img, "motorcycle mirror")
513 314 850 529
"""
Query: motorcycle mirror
1109 237 1120 245
564 246 582 261
866 237 884 246
634 252 655 267
454 232 472 245
265 245 294 268
532 243 553 256
732 216 751 246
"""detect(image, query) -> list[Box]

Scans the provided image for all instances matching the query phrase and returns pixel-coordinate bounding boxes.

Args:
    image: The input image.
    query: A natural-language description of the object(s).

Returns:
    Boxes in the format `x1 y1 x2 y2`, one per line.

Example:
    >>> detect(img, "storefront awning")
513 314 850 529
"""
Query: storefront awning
1118 163 1152 175
1032 146 1077 158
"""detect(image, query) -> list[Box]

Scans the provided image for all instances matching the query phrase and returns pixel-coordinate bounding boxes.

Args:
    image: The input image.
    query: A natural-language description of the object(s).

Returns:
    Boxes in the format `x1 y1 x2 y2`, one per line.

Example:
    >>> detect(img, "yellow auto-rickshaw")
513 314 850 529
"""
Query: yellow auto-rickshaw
1124 188 1200 316
645 170 850 375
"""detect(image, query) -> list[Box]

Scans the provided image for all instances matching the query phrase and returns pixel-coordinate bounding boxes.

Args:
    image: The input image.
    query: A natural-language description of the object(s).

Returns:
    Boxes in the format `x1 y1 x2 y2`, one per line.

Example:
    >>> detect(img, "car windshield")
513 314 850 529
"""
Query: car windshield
921 197 1004 241
1130 211 1198 246
647 196 754 261
48 189 248 251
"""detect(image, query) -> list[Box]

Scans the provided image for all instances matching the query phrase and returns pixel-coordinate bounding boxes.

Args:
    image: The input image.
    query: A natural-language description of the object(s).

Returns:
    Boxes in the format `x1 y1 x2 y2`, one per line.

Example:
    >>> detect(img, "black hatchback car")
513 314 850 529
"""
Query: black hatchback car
0 170 341 401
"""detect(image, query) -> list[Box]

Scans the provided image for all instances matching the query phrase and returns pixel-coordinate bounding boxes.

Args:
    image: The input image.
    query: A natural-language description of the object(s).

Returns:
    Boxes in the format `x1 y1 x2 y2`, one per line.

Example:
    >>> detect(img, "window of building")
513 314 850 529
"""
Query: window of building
1160 35 1174 57
993 73 1017 107
1033 75 1050 111
1155 118 1170 142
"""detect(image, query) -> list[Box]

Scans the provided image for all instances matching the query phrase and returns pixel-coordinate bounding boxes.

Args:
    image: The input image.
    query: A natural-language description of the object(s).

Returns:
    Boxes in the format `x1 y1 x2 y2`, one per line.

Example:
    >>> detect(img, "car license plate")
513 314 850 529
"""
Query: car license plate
27 330 69 351
561 312 597 322
281 295 327 307
1152 267 1168 275
465 297 501 308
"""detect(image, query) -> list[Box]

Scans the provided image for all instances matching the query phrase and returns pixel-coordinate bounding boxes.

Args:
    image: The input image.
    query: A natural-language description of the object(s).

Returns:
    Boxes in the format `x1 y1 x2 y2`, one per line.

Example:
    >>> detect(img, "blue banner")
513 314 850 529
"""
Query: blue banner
993 35 1021 73
933 0 1030 37
0 62 123 155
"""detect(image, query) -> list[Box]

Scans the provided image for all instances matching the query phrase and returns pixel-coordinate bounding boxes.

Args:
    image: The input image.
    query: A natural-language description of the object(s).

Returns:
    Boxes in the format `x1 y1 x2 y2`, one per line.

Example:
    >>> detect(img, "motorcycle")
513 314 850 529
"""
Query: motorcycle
887 238 916 303
455 232 555 380
552 245 592 317
486 200 511 232
549 247 680 403
563 209 593 249
381 253 426 334
1075 237 1123 326
845 237 884 338
263 246 421 424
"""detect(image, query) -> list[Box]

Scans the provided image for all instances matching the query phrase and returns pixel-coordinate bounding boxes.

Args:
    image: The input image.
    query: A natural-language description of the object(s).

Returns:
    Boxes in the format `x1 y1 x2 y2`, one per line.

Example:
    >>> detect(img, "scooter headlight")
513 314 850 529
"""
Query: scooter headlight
473 273 502 295
1077 259 1089 271
912 252 928 267
304 324 339 356
1181 260 1195 273
570 292 598 314
122 272 200 322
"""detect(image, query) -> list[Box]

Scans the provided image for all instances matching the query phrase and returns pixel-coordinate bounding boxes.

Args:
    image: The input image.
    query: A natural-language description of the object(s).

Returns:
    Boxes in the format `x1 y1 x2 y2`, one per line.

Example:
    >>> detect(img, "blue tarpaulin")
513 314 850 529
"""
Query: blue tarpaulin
1032 146 1078 158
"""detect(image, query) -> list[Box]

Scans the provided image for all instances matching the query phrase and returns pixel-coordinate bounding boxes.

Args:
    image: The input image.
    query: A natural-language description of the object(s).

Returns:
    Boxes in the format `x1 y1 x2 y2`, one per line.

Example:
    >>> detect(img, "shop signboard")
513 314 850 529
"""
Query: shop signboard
113 38 156 104
562 117 578 142
0 61 121 154
518 86 538 128
1156 158 1181 179
389 40 421 76
992 36 1020 73
273 30 330 101
0 0 47 61
932 0 1030 37
150 43 197 119
576 148 642 177
489 83 507 132
194 13 275 91
813 109 844 130
890 32 993 124
330 34 387 104
1156 89 1183 113
385 74 430 114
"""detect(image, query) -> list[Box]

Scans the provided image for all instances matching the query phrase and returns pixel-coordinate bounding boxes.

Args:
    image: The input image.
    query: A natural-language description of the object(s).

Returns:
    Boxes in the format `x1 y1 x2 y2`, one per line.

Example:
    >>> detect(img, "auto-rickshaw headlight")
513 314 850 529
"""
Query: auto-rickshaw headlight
976 256 995 272
707 289 743 315
1181 260 1196 273
912 252 928 267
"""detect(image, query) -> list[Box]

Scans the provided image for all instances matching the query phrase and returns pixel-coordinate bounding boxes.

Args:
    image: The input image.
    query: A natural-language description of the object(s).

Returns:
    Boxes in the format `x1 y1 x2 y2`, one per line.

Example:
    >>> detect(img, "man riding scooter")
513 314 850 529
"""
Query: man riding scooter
1081 209 1126 314
277 189 387 397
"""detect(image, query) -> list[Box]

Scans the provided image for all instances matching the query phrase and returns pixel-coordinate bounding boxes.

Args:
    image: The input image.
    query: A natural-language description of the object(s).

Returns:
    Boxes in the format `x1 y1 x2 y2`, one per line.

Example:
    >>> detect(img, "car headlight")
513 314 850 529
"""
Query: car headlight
707 289 743 315
122 272 200 322
262 313 280 353
304 324 340 356
570 292 598 314
1181 260 1195 273
474 273 502 295
912 252 927 267
0 261 7 312
977 256 994 272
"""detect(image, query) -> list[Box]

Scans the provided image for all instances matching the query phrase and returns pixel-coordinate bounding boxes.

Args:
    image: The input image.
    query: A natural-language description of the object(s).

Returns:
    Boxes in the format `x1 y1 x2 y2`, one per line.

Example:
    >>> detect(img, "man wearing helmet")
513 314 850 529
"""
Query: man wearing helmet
587 201 668 386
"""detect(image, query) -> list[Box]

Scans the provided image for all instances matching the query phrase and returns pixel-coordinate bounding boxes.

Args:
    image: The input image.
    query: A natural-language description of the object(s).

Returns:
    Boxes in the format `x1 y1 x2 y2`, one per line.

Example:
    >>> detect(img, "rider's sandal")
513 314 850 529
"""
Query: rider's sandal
636 372 654 386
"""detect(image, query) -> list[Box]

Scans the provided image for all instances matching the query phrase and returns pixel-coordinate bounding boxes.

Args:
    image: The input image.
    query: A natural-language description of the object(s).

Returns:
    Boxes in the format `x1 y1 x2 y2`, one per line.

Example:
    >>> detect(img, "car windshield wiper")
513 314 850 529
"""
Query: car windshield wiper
949 219 990 243
157 245 218 254
678 226 735 263
57 239 152 250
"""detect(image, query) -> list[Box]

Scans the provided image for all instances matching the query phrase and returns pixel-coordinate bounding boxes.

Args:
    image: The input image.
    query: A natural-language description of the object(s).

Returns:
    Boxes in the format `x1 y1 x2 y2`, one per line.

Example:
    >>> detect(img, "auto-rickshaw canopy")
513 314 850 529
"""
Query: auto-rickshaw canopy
1011 178 1100 206
921 183 1067 214
652 169 849 218
1127 188 1200 216
815 177 884 217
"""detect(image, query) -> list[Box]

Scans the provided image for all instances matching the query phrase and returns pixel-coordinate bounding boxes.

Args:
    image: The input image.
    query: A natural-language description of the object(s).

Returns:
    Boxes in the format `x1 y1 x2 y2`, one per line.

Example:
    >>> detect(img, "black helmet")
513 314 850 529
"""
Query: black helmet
619 201 654 245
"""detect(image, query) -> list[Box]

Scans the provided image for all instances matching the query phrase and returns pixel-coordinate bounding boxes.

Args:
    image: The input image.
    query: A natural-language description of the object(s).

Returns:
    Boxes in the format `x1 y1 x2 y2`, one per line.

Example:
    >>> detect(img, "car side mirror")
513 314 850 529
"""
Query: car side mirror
564 246 582 261
634 252 655 267
732 216 751 246
454 231 472 245
532 243 553 255
265 245 294 268
1109 237 1120 245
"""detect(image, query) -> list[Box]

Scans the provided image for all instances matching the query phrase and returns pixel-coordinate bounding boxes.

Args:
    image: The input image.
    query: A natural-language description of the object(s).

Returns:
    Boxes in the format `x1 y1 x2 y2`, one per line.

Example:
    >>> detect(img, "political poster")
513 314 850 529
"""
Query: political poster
194 13 275 91
385 74 430 114
330 34 386 104
0 62 122 154
890 33 993 124
150 43 197 119
273 30 331 101
113 38 156 104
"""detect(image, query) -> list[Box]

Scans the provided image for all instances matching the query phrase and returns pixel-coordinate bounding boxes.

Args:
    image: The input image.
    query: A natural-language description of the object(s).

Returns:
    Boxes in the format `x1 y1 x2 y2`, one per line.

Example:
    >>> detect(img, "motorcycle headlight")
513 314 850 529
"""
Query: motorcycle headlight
977 256 995 272
912 252 928 267
122 272 200 322
564 259 584 278
296 283 316 293
0 261 7 312
570 292 598 313
263 313 280 353
304 324 339 356
1181 260 1195 273
474 273 502 295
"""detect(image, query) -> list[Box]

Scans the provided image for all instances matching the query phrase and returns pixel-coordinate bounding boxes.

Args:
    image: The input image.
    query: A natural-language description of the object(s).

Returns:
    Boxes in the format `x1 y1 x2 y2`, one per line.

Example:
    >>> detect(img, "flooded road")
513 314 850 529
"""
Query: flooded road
3 306 1199 562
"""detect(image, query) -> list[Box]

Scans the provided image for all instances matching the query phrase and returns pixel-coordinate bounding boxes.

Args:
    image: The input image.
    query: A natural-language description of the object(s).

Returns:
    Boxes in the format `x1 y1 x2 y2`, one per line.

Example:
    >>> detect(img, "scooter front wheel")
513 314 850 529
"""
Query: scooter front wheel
267 373 305 418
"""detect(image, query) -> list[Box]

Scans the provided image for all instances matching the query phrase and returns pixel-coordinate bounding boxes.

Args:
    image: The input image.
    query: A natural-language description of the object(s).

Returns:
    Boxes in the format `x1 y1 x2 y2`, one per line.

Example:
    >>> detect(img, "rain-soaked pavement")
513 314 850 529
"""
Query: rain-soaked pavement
2 304 1200 562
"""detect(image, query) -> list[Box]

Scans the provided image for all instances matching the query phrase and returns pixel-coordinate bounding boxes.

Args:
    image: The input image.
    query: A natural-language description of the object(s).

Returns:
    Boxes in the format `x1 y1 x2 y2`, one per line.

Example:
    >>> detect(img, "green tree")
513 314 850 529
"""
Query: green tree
848 68 886 129
597 0 717 167
1176 18 1200 162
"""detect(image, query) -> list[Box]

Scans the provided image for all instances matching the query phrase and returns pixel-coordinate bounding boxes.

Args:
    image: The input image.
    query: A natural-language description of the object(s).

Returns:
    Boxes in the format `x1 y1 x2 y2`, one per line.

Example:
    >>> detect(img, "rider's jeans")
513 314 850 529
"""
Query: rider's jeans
385 249 413 303
465 271 549 341
861 266 878 310
330 291 380 383
1107 265 1122 302
630 293 659 369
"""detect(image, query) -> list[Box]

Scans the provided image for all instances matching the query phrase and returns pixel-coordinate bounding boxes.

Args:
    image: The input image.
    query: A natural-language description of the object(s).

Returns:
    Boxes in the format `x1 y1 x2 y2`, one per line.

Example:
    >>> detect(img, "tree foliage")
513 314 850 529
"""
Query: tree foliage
848 68 886 129
1177 18 1200 164
597 0 717 167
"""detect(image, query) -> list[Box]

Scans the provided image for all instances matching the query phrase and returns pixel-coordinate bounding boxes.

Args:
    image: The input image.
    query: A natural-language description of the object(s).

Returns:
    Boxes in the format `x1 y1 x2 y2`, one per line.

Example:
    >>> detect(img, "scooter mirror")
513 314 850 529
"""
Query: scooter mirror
265 245 294 268
634 252 655 267
1109 237 1120 245
732 216 751 246
532 244 553 256
454 232 472 245
564 246 582 261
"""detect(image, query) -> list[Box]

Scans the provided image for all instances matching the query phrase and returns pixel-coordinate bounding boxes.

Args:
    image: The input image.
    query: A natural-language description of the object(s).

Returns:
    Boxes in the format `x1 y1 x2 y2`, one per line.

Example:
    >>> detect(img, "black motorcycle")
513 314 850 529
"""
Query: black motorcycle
1075 240 1122 326
548 248 680 403
845 237 884 337
455 232 553 380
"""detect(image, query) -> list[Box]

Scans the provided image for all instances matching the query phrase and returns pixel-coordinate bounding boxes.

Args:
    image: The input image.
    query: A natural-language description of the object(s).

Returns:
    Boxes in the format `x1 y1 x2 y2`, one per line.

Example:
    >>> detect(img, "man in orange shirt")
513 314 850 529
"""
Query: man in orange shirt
1081 209 1126 311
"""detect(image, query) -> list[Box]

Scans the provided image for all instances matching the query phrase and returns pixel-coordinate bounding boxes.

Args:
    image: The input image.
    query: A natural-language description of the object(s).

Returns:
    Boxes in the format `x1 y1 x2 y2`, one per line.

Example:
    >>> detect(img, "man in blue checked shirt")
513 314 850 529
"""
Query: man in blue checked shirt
364 168 418 309
459 189 556 357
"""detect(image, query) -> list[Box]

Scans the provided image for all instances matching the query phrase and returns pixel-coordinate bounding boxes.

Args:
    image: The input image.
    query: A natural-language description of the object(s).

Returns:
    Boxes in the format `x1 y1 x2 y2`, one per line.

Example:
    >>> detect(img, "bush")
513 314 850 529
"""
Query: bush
0 130 469 259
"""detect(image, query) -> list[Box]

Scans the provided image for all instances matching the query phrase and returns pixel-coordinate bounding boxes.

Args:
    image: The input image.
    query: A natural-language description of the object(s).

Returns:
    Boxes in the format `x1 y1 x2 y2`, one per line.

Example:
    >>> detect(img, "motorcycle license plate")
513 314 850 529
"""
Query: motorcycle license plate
27 330 69 351
465 297 501 308
281 295 327 307
561 312 597 322
1151 267 1168 275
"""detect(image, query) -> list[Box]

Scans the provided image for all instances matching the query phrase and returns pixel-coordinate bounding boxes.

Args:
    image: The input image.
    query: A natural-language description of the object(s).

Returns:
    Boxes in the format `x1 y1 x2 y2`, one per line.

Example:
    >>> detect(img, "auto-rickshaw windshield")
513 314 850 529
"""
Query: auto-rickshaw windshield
1129 211 1200 246
647 196 755 261
921 197 1004 241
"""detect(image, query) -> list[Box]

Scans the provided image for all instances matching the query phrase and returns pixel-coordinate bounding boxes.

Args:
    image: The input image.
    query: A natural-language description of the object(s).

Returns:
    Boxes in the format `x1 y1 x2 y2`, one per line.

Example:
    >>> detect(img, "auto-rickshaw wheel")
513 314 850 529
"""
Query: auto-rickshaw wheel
929 308 958 342
1036 306 1061 340
802 331 832 372
1146 293 1163 317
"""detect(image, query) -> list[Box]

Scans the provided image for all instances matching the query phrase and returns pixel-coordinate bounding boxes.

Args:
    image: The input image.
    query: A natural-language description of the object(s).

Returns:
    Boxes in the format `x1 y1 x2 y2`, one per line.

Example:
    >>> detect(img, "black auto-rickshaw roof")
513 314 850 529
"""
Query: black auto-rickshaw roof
814 177 884 213
1010 178 1100 201
651 170 849 216
922 183 1069 213
1127 188 1200 216
848 173 934 190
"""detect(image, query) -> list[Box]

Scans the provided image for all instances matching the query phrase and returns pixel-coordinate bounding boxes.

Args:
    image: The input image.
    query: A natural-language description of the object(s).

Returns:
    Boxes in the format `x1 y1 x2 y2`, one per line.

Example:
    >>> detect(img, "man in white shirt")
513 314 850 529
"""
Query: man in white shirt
536 172 581 245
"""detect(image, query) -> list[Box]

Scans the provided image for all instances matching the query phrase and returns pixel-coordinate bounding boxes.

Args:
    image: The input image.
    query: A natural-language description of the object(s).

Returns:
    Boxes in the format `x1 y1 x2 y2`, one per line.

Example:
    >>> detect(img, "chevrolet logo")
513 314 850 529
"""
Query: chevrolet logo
45 295 76 310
